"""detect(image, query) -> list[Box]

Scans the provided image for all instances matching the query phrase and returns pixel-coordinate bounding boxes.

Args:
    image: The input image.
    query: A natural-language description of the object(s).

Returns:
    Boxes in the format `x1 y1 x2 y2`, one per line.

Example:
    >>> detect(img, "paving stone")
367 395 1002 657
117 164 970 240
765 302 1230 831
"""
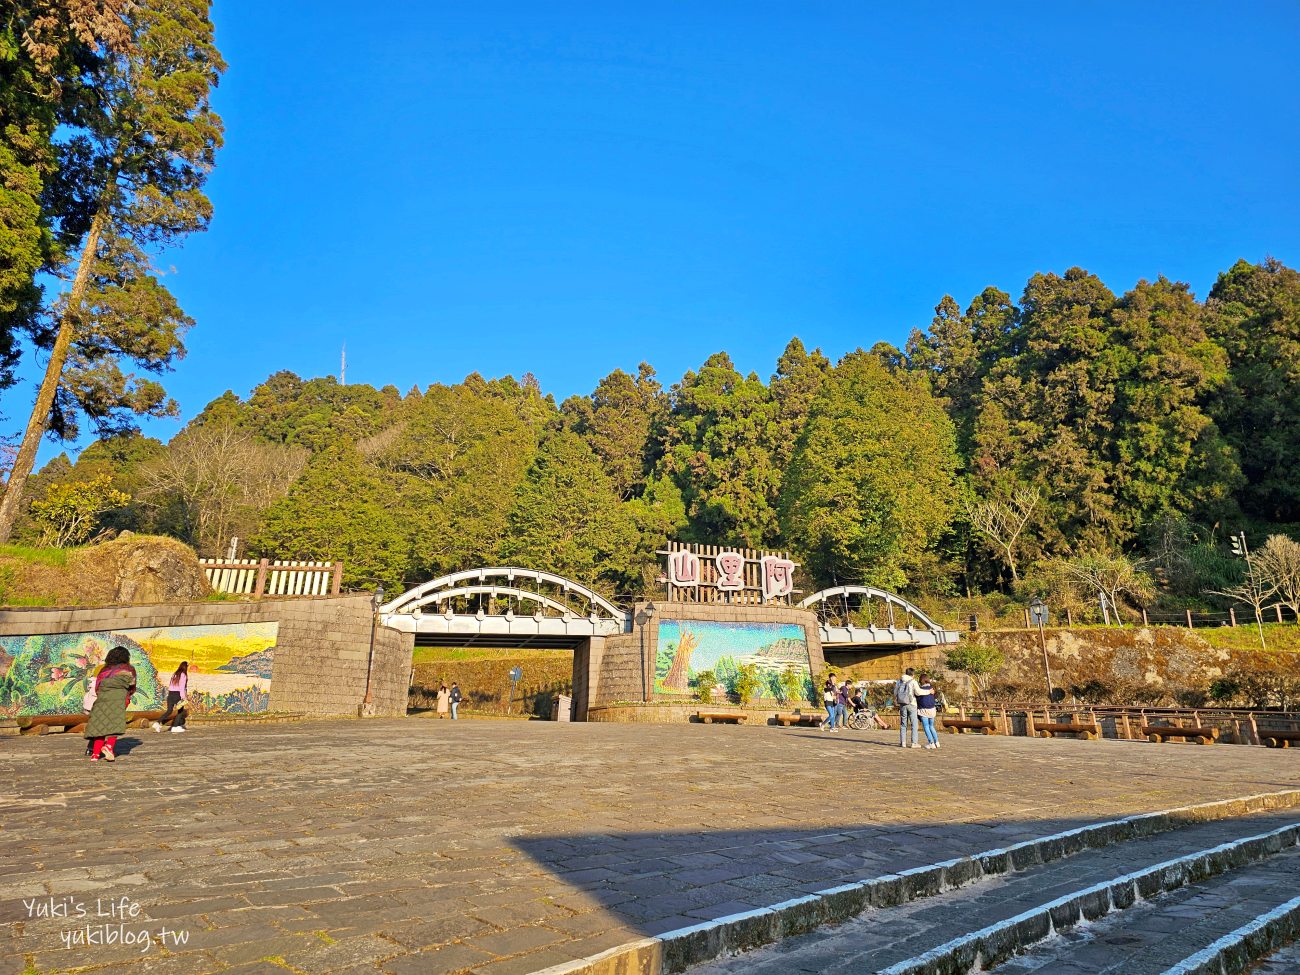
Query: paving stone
4 719 1299 975
380 941 498 975
467 923 567 956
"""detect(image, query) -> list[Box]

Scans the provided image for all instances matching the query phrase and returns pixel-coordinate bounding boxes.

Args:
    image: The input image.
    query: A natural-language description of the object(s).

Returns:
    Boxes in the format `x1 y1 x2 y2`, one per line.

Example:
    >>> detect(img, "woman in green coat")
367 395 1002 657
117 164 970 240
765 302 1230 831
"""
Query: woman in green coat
84 646 137 763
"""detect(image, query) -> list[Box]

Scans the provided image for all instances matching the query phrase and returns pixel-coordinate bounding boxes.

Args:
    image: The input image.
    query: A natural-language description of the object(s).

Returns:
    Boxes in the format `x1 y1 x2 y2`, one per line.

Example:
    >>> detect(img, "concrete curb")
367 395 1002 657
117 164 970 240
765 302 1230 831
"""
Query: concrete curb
1157 894 1300 975
879 821 1300 974
527 788 1300 975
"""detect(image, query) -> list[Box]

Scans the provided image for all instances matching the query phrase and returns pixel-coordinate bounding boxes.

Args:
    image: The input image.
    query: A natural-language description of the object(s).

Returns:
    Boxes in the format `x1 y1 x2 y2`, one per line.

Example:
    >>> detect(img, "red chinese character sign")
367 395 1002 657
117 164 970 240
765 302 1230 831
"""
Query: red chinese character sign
714 551 745 591
761 556 796 601
667 550 701 588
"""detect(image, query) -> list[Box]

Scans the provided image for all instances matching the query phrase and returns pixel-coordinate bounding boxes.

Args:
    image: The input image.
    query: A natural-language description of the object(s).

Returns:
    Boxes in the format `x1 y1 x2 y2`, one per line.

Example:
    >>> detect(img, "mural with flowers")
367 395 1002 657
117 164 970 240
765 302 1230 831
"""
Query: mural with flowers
0 623 277 716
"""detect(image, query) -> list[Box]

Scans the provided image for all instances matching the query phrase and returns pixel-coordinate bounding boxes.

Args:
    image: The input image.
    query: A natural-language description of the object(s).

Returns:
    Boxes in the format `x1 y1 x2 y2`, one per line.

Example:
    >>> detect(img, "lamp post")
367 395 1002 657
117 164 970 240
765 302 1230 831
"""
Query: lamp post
637 601 656 702
1029 597 1054 699
361 583 385 714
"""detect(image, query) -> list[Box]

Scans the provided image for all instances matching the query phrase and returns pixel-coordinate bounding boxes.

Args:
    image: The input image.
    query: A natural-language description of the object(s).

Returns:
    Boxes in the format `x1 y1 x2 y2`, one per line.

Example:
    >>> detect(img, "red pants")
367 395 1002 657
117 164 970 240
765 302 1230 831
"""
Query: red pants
91 736 118 758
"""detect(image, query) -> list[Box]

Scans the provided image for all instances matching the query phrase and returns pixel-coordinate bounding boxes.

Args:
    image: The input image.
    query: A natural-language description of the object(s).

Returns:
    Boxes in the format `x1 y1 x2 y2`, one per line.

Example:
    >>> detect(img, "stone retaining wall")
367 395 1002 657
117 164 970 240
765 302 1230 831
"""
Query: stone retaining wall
821 645 948 682
0 595 414 717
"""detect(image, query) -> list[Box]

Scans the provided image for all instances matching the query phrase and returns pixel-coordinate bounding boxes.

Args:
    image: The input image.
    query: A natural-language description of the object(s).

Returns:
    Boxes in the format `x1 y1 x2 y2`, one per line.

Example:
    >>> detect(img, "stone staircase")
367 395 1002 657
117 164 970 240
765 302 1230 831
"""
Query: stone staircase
686 808 1300 975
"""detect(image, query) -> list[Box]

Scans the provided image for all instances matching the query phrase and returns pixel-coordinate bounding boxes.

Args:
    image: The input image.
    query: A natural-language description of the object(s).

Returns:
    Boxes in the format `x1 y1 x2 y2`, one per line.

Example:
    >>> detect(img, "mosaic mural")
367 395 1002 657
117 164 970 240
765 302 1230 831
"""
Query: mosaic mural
655 619 812 701
0 622 278 717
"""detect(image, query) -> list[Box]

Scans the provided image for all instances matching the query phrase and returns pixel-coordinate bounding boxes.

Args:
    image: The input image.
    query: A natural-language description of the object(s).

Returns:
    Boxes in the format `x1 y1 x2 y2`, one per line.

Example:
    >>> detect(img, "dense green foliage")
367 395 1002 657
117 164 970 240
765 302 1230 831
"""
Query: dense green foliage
0 0 224 543
779 351 960 590
14 258 1300 615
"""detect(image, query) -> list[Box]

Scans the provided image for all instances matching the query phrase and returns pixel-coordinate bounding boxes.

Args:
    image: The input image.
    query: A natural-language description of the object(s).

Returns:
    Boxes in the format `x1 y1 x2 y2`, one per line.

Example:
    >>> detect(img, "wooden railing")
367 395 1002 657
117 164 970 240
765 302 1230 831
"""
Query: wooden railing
200 558 342 598
959 604 1298 632
964 701 1300 745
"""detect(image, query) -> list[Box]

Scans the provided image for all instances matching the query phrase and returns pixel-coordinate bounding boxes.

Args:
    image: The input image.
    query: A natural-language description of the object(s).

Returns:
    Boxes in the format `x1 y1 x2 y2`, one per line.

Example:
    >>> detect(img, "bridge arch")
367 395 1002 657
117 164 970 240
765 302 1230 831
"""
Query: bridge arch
798 585 957 646
380 567 629 632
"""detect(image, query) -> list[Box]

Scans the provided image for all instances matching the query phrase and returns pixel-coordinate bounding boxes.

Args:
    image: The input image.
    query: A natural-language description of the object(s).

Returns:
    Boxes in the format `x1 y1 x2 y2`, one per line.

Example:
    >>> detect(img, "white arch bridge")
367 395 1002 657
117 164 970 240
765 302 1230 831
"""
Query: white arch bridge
380 567 958 648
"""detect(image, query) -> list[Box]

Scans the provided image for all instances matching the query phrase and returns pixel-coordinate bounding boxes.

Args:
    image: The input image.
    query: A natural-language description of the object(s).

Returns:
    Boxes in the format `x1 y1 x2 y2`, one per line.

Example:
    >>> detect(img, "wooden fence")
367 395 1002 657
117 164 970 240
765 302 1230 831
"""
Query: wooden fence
200 558 342 598
964 701 1300 746
963 603 1298 632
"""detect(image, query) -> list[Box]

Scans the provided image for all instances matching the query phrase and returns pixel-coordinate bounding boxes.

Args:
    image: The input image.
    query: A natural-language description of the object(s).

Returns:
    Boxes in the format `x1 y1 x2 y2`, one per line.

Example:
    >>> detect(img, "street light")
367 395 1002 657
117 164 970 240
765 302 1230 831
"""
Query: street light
637 601 656 702
361 583 385 713
1029 597 1054 699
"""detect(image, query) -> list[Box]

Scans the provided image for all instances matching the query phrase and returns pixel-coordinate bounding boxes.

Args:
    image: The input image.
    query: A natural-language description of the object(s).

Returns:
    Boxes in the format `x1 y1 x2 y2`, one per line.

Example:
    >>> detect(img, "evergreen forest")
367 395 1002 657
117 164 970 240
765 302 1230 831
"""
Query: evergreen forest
12 259 1300 623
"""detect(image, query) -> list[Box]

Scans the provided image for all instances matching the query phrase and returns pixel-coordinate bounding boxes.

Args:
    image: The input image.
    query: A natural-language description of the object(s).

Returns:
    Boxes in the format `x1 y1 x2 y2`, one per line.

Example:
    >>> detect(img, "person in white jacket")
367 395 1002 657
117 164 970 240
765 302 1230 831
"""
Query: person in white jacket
894 668 920 748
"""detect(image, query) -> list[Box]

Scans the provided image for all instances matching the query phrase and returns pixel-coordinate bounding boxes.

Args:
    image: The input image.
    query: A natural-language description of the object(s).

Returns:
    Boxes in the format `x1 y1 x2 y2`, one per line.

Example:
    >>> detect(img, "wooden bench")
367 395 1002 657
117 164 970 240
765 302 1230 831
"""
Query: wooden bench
17 714 85 735
1029 714 1101 740
1142 724 1220 745
940 717 997 735
1261 730 1300 749
1031 722 1100 740
774 712 824 727
17 711 165 735
696 711 746 724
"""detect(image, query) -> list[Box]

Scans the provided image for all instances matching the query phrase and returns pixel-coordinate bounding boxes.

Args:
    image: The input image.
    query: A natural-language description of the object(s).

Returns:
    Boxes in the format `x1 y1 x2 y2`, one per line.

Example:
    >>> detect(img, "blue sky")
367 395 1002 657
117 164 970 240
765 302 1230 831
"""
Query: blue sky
13 1 1300 460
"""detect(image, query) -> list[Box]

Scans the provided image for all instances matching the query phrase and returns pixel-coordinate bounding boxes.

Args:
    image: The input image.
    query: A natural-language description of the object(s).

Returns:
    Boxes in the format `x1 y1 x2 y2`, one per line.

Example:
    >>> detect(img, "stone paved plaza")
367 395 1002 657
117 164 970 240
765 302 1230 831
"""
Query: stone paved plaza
4 719 1299 975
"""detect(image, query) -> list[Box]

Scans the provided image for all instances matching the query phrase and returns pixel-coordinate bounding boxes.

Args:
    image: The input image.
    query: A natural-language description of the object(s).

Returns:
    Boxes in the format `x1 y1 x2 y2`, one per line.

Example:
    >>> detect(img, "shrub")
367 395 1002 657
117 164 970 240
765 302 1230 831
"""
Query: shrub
694 670 718 703
944 642 1005 693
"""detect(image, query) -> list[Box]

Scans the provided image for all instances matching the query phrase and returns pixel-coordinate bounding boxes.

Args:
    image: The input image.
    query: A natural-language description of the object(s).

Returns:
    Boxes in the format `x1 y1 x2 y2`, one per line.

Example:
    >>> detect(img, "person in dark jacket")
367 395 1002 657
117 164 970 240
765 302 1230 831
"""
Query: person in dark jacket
449 682 462 720
916 673 941 749
84 646 137 763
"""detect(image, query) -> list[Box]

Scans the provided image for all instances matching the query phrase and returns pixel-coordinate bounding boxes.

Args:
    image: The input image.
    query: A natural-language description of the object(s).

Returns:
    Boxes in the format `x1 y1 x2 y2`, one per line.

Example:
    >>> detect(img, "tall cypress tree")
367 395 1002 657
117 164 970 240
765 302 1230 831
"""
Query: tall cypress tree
656 352 779 547
0 0 224 541
1206 258 1300 522
779 351 961 591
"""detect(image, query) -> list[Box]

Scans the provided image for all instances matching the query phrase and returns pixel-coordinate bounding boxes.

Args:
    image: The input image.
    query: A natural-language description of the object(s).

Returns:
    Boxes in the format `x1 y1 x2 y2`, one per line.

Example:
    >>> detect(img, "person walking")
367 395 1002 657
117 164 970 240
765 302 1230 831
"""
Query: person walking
449 682 462 720
152 661 189 734
894 667 920 748
436 683 450 719
837 679 852 730
84 646 137 763
822 676 838 731
916 673 941 749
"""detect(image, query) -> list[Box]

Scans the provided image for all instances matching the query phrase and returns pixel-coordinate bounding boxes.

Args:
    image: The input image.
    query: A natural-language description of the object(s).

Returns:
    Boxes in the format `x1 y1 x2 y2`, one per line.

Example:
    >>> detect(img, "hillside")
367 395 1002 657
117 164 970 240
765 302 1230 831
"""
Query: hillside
0 535 212 607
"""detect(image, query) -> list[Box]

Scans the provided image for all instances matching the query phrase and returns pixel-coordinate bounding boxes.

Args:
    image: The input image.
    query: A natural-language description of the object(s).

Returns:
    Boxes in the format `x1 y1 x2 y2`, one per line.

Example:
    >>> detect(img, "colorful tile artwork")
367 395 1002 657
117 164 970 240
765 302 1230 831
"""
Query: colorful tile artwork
655 619 812 700
0 623 278 716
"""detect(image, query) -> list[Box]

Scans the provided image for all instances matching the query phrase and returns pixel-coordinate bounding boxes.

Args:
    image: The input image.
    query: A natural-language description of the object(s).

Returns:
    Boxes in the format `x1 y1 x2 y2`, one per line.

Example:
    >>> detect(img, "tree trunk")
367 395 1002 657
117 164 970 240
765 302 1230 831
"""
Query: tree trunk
0 206 108 543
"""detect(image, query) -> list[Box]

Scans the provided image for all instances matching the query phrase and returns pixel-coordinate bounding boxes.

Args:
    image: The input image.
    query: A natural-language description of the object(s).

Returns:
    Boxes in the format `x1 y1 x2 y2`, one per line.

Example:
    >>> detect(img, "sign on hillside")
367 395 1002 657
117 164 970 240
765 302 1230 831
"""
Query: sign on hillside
656 542 799 605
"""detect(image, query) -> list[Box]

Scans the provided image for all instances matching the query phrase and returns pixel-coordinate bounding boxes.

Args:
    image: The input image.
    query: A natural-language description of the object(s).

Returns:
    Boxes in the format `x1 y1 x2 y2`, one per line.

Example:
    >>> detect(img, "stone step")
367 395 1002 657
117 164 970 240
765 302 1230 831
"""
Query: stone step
687 810 1300 975
992 847 1300 974
1248 938 1300 973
